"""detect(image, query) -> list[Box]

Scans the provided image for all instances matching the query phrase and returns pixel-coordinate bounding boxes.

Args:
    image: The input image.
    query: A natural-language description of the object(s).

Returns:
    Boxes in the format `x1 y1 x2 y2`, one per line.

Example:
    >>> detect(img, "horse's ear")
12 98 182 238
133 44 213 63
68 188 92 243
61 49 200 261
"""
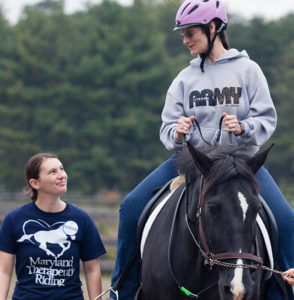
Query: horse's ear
246 143 274 174
187 142 213 176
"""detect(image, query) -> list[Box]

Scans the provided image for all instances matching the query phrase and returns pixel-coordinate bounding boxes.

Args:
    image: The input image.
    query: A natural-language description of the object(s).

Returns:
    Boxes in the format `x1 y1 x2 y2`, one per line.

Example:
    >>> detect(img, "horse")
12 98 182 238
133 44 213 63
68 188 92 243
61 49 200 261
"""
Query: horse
138 142 274 300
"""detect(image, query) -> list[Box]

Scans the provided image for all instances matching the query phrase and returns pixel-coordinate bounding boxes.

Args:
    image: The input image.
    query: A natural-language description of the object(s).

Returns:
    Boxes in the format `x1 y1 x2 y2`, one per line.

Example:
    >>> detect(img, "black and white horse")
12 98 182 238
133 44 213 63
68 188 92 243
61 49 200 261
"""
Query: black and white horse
139 143 273 300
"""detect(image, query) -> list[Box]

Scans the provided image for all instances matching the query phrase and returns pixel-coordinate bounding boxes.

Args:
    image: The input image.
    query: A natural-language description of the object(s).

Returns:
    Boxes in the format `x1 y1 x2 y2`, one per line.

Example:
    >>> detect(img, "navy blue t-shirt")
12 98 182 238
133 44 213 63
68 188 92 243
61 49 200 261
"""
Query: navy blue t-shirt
0 202 106 300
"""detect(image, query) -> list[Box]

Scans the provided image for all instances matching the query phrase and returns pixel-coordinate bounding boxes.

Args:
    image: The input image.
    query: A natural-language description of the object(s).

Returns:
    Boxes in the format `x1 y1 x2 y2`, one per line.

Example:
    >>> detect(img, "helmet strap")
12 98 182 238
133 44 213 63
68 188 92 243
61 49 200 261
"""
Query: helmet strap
200 22 226 73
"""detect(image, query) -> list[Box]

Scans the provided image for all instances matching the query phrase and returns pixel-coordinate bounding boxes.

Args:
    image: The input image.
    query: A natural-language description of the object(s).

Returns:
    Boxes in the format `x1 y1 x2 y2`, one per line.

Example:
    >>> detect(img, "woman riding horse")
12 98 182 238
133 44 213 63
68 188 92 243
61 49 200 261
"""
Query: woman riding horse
110 1 294 299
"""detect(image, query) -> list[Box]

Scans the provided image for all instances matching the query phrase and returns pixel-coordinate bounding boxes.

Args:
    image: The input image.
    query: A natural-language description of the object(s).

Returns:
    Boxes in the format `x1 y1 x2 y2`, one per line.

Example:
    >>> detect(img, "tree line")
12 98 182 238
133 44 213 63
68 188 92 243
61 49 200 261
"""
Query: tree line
0 0 293 196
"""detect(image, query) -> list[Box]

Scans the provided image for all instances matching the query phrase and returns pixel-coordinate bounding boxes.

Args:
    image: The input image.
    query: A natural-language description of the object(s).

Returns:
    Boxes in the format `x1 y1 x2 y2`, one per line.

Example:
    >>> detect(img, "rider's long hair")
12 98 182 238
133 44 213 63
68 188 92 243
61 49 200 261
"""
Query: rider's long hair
24 153 57 202
213 18 230 50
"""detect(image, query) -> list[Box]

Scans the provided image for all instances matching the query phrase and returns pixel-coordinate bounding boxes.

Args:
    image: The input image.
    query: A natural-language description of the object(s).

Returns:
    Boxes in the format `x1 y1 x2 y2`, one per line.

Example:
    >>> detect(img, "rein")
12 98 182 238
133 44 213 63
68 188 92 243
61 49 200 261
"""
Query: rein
168 184 213 298
182 116 232 148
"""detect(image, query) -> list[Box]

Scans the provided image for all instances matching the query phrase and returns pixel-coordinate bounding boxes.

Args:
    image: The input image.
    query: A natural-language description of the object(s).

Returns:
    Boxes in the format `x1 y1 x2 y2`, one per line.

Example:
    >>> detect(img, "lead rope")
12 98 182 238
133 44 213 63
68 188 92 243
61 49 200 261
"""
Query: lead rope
94 287 119 300
94 247 139 299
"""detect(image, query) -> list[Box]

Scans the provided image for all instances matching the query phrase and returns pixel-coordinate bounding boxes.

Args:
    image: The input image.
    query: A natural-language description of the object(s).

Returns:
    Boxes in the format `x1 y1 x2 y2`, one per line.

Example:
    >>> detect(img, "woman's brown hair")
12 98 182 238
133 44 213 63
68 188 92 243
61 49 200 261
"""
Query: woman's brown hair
215 20 230 50
24 153 57 202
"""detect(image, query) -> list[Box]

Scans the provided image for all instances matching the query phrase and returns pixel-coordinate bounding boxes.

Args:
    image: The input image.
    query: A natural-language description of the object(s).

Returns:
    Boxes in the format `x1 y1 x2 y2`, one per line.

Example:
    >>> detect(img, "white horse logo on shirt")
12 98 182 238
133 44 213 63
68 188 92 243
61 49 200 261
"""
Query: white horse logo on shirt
17 220 78 258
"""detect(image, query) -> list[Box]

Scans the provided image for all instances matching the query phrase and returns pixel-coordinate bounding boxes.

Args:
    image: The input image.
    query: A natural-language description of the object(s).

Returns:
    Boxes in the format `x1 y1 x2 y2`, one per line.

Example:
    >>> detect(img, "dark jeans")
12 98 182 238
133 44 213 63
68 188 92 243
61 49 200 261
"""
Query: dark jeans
111 154 294 300
256 168 294 300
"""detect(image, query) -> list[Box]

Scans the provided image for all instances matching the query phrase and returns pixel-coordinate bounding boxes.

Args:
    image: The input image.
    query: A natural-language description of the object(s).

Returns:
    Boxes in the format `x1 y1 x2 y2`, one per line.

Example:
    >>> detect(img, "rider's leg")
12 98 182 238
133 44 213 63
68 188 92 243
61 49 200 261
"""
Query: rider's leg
110 154 178 300
256 166 294 300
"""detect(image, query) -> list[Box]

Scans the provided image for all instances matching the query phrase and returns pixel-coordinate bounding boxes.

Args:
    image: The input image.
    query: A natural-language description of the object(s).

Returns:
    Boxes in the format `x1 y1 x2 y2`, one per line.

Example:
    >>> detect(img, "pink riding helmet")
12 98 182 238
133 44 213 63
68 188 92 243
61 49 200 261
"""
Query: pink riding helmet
174 0 228 31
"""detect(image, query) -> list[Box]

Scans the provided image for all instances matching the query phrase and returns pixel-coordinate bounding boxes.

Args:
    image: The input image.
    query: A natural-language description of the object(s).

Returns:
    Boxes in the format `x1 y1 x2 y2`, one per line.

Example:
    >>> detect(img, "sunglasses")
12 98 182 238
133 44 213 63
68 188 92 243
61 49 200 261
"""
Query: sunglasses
179 28 202 40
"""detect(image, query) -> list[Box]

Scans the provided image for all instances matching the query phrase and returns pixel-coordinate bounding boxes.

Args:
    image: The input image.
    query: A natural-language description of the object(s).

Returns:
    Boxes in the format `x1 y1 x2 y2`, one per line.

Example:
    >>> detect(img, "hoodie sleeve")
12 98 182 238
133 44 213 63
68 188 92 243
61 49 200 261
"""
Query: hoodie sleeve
160 77 189 151
237 61 277 146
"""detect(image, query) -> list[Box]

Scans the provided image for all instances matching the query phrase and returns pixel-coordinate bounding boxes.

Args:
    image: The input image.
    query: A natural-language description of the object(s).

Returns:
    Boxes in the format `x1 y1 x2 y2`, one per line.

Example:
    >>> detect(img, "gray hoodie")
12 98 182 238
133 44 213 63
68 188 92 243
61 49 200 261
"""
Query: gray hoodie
160 49 277 156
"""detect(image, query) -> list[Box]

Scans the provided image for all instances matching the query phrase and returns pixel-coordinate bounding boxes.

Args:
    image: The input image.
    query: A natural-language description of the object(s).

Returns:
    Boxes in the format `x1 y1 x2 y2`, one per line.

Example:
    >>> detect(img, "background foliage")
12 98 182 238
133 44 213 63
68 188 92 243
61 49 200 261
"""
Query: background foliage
0 0 293 200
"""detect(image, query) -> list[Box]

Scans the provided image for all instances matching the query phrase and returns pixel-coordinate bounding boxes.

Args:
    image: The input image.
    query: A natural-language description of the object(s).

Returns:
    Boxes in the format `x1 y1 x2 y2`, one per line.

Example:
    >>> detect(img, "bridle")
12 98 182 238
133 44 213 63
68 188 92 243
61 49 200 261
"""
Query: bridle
196 175 263 267
167 176 264 298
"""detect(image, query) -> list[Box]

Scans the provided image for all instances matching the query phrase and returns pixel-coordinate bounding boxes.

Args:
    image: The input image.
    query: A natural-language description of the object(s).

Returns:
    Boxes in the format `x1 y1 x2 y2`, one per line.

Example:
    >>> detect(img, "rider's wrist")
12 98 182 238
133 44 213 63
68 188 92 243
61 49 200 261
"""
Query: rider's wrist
236 122 245 136
174 133 182 143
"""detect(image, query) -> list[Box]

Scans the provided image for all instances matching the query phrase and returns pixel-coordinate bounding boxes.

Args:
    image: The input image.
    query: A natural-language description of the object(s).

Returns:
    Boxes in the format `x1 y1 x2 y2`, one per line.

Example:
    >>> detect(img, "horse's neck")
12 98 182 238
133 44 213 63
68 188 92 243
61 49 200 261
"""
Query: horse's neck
186 181 200 224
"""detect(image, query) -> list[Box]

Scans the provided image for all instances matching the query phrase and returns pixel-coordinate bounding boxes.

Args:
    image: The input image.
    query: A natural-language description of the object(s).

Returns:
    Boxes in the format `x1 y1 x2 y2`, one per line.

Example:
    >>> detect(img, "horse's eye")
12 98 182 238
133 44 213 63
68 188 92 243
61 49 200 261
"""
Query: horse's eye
206 203 221 215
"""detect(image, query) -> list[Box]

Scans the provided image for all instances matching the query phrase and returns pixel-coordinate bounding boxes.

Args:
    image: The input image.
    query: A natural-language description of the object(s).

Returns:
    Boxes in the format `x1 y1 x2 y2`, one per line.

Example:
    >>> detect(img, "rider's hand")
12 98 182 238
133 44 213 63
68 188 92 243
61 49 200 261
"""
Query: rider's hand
223 112 243 135
175 116 195 142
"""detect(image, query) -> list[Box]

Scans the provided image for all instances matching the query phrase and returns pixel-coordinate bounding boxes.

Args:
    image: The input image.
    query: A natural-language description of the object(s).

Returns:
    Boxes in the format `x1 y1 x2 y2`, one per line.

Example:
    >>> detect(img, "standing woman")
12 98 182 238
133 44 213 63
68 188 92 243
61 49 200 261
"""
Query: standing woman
110 1 294 299
0 153 106 300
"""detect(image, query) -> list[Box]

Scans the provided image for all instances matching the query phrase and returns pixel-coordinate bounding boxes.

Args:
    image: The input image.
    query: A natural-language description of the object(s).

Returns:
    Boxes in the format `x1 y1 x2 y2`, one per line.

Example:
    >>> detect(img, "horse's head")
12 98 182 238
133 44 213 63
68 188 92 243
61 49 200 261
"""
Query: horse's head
181 142 273 300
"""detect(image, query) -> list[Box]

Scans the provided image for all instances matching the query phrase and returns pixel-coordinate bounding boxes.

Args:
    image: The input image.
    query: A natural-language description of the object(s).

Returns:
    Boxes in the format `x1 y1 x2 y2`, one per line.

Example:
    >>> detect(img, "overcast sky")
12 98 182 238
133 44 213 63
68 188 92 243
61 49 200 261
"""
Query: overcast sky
1 0 294 24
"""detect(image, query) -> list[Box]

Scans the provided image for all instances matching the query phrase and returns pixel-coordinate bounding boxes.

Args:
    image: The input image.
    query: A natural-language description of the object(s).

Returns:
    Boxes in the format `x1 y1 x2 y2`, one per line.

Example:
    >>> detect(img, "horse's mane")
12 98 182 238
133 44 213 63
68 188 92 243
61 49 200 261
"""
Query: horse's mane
176 145 259 195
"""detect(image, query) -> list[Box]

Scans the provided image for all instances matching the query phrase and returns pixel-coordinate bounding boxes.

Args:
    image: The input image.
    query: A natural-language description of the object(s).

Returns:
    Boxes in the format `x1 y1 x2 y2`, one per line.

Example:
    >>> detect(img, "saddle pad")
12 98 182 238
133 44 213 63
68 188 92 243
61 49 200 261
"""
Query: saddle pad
140 188 274 270
256 214 274 270
140 187 177 258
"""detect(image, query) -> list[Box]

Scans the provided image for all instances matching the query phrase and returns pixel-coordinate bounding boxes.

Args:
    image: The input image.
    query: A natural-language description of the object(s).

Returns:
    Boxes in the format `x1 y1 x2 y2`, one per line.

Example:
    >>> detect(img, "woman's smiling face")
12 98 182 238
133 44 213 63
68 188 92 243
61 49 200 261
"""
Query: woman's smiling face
34 158 68 196
180 26 208 56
